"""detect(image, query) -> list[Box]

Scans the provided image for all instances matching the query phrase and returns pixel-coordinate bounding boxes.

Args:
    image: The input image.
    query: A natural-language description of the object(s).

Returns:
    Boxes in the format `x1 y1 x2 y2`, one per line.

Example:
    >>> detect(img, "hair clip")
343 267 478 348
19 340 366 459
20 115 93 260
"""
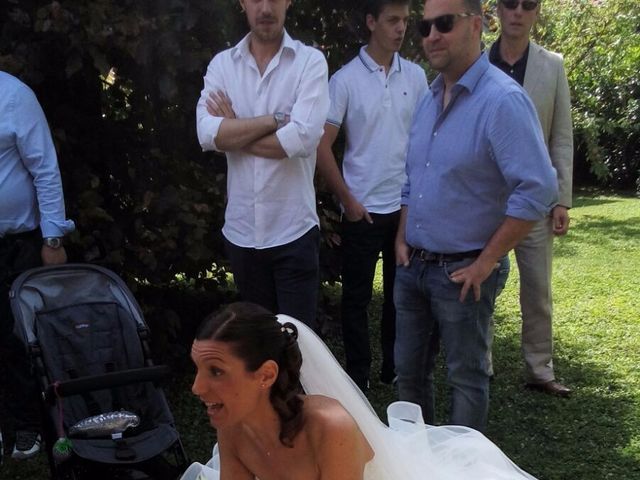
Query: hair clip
280 324 297 340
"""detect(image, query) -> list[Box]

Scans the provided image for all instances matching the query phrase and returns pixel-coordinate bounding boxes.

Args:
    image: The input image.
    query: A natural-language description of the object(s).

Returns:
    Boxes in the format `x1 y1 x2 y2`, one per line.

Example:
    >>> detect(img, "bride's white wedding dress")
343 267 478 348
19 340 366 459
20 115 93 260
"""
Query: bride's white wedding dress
181 315 537 480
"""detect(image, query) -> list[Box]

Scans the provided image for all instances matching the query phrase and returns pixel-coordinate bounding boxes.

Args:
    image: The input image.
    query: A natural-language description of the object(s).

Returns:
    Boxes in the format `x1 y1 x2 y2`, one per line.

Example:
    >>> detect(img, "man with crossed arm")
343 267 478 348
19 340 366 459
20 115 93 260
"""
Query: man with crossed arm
196 0 329 329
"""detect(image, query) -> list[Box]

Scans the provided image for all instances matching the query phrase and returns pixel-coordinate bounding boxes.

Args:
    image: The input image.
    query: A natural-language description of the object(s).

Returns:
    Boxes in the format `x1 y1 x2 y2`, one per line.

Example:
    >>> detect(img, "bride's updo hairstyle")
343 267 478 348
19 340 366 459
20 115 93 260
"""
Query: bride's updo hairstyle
196 302 304 447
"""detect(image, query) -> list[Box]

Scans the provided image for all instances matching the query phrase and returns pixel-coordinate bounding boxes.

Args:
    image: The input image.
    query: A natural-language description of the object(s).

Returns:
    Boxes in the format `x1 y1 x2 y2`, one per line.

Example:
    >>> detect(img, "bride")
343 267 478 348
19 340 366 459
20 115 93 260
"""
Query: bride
182 302 536 480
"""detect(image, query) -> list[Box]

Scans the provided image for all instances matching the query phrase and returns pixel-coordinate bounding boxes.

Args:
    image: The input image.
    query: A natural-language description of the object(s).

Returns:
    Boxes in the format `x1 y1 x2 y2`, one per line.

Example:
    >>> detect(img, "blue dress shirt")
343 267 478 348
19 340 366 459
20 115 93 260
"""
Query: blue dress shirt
401 54 557 254
0 71 74 238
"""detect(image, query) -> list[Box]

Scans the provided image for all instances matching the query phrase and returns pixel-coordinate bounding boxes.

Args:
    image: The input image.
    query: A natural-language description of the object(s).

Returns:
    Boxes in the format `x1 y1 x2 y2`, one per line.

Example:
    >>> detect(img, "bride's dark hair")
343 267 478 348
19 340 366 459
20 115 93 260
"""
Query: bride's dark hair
196 302 304 447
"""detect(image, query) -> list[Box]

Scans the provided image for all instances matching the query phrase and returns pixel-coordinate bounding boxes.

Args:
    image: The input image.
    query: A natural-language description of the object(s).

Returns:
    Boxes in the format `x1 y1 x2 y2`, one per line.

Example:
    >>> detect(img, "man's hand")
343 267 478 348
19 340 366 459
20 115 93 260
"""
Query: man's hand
41 245 67 266
395 237 411 267
206 91 236 119
343 197 373 224
450 257 497 302
552 205 570 236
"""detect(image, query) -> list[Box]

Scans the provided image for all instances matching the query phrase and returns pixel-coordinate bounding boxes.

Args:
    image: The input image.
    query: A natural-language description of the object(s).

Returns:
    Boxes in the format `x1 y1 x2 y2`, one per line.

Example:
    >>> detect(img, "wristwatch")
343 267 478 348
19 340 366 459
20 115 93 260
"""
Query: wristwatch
274 112 287 129
43 237 63 249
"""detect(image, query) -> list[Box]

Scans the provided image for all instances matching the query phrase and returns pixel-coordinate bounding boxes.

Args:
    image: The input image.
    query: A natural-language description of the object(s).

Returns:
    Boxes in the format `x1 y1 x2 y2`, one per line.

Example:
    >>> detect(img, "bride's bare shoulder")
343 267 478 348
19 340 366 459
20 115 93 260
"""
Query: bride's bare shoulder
303 395 373 467
304 394 348 411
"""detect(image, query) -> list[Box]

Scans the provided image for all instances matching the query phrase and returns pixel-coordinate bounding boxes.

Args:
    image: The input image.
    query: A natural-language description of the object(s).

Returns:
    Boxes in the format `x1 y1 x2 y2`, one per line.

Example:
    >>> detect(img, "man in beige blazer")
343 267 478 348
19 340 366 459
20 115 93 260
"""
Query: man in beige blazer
490 0 573 396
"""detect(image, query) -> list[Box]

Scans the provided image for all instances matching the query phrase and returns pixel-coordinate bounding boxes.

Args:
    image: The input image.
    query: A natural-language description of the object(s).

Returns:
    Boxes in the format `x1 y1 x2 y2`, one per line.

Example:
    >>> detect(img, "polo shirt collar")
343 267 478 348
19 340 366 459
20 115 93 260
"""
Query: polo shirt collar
489 36 530 67
430 52 490 97
358 45 402 74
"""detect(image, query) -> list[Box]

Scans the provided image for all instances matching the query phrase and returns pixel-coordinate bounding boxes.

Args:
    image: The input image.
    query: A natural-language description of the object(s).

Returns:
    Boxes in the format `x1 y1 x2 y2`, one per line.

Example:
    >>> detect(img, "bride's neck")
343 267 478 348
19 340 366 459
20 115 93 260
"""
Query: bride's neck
240 401 285 452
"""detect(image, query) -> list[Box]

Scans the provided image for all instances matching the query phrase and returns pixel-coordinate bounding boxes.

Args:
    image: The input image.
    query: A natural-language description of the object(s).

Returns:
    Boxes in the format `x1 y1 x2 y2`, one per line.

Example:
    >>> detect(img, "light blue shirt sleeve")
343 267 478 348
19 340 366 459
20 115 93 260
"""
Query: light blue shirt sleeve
11 80 74 237
488 91 558 221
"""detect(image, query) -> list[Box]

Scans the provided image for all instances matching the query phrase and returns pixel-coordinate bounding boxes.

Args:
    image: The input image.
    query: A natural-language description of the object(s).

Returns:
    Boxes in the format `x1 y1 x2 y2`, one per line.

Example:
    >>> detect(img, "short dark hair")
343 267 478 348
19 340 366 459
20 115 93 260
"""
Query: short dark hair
462 0 482 15
364 0 411 20
196 302 304 447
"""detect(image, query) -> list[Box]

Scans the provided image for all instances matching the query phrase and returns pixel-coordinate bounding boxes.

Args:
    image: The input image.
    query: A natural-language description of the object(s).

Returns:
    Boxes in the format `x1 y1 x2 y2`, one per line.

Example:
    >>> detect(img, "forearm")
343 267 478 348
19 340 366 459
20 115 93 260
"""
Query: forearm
395 206 411 267
478 216 536 266
244 133 287 159
396 206 409 245
216 115 277 152
316 143 353 205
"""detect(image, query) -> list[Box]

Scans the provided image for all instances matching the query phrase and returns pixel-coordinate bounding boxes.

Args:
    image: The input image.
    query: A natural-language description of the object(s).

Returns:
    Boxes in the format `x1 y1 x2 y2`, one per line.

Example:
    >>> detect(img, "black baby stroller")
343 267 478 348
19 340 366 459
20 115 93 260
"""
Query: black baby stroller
9 263 189 479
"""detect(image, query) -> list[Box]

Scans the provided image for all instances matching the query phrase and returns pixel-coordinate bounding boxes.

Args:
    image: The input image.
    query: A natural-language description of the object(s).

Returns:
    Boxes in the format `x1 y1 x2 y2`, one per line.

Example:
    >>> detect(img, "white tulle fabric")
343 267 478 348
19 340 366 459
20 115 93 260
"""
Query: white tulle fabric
180 315 537 480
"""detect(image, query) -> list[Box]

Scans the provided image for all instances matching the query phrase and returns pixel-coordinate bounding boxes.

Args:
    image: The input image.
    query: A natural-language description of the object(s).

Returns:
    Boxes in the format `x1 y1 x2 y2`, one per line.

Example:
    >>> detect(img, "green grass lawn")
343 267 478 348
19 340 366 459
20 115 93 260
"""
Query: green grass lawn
3 191 639 479
327 191 640 480
483 192 640 480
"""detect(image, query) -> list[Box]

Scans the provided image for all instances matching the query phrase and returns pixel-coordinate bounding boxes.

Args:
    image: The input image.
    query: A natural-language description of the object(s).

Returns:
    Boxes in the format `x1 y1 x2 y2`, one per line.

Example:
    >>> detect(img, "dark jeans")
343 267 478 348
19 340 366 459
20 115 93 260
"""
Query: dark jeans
0 229 42 432
224 226 320 330
341 211 399 391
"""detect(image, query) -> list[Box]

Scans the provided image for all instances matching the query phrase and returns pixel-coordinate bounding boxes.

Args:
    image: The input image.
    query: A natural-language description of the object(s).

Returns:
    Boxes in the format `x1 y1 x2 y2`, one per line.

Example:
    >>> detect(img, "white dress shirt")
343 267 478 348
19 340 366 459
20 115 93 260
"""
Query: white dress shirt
196 31 329 249
327 47 428 214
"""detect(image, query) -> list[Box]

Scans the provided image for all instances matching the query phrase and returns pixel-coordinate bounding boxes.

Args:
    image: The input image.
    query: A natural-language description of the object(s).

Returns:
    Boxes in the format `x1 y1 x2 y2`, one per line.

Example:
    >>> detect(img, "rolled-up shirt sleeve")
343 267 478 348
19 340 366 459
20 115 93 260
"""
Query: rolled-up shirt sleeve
196 54 226 152
489 91 559 221
275 50 329 160
15 86 75 238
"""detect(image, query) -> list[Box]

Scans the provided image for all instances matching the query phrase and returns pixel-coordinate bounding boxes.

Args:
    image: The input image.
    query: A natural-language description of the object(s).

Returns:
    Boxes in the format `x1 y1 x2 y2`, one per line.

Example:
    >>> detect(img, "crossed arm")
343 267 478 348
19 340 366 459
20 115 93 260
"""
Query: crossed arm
206 91 288 159
196 50 329 161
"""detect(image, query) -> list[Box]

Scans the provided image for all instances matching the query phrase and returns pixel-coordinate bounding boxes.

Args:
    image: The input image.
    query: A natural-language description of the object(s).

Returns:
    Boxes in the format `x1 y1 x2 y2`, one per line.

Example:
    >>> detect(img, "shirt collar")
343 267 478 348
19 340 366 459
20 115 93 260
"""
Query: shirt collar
430 52 489 97
231 29 296 61
358 45 401 74
489 36 530 67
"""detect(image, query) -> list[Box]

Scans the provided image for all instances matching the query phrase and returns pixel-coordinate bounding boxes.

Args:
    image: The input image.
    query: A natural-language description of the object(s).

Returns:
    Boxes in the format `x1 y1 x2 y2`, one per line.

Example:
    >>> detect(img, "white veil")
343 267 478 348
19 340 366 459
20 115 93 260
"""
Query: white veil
280 315 538 480
181 315 538 480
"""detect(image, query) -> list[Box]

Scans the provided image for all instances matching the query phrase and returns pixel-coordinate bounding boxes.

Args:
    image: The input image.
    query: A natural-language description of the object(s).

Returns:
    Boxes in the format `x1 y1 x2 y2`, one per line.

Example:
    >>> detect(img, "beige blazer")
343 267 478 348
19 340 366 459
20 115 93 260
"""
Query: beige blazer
523 42 574 208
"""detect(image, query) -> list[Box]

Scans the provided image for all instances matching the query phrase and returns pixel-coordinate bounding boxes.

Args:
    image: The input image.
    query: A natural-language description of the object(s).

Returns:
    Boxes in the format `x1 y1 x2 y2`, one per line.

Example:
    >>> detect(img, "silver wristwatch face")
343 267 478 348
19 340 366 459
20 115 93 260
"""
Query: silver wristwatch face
43 237 63 249
274 112 286 128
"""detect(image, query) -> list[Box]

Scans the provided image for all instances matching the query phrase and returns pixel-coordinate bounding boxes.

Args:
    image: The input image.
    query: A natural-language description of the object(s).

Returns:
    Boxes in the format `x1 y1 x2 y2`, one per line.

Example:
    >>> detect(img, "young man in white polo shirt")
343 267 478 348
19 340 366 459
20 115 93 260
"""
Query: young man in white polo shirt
316 0 428 391
196 0 329 329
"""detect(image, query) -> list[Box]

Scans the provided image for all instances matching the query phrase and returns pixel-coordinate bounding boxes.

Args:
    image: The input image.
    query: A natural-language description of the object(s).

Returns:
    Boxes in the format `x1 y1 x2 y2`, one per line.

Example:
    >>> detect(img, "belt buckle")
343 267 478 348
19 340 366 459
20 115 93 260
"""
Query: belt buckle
418 250 437 263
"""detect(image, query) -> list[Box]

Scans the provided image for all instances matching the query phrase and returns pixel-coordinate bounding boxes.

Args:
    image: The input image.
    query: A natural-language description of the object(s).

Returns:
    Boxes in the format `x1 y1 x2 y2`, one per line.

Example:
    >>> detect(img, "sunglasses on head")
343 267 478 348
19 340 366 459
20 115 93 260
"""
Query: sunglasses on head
500 0 539 11
417 13 477 37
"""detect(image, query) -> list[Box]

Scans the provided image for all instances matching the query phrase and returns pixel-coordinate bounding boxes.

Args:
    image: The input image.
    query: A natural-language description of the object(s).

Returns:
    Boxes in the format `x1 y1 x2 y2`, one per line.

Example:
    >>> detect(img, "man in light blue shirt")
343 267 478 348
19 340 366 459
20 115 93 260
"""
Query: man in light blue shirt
393 0 557 431
0 71 74 459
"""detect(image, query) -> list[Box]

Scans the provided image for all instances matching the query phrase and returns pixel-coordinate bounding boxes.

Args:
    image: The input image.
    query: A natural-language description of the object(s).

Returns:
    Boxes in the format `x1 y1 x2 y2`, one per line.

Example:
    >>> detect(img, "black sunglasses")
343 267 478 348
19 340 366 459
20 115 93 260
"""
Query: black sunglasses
500 0 539 11
417 13 477 38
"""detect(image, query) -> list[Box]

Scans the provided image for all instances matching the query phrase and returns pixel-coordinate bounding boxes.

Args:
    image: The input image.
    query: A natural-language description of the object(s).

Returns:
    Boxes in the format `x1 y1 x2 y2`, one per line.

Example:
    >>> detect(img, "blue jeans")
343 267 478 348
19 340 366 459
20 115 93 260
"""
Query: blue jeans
394 255 506 432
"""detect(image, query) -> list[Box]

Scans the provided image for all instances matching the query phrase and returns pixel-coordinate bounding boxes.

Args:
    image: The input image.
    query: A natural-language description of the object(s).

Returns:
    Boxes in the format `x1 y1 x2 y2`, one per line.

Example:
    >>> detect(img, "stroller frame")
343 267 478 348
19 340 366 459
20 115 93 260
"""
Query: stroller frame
10 263 189 479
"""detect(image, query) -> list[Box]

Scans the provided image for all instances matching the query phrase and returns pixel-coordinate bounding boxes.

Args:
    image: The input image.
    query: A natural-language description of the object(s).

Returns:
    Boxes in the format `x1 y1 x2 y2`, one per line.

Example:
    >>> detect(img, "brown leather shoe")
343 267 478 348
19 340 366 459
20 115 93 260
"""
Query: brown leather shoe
525 380 572 398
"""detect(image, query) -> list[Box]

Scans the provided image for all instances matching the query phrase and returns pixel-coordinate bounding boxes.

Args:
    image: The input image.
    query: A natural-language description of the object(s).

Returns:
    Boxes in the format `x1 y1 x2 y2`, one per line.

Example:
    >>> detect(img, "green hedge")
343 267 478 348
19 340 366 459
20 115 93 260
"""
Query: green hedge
1 0 637 303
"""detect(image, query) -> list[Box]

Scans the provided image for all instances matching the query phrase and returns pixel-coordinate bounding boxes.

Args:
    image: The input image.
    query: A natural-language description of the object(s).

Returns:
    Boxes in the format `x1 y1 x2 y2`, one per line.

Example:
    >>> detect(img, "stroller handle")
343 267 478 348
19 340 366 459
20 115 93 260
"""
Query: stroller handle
45 365 171 402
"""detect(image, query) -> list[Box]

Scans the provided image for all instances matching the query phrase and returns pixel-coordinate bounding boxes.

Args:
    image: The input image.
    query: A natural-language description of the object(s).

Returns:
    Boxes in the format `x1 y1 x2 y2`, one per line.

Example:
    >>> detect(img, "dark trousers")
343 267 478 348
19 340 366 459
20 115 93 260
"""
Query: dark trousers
0 229 43 432
341 211 399 391
224 226 320 330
